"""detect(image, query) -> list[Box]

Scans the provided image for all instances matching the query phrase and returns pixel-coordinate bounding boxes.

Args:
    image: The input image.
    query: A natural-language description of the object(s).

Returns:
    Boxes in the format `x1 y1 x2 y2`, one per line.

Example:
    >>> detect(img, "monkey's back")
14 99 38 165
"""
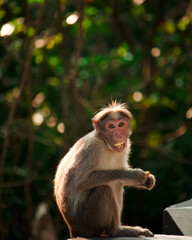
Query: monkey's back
54 131 102 219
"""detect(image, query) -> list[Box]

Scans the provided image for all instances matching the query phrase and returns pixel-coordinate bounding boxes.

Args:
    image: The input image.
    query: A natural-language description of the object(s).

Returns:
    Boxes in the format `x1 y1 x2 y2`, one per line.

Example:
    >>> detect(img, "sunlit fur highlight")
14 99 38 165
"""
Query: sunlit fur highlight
54 100 155 238
92 100 132 123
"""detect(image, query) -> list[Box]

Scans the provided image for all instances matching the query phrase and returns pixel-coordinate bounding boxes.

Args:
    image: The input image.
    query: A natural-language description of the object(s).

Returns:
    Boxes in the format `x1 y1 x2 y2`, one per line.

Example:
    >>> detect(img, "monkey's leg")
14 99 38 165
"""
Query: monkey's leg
71 185 118 237
116 225 154 237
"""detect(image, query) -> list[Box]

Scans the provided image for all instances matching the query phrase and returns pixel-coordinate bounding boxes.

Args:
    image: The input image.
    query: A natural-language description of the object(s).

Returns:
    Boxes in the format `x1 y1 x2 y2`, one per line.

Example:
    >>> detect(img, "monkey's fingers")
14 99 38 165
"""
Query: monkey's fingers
144 175 156 190
145 177 150 188
145 171 150 188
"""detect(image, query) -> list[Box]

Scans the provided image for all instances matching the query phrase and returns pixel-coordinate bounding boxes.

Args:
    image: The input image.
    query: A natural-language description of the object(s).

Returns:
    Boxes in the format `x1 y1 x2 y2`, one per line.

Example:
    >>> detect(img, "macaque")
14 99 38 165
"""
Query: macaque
54 101 156 238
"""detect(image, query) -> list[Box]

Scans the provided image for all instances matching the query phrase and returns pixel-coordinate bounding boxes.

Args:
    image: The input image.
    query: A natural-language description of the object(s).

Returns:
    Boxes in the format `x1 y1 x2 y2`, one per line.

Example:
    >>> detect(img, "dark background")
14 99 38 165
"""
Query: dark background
0 0 192 239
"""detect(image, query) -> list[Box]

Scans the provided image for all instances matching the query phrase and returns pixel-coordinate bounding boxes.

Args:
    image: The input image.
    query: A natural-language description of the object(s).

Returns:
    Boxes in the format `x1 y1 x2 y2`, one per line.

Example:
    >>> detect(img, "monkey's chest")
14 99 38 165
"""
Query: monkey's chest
98 154 128 170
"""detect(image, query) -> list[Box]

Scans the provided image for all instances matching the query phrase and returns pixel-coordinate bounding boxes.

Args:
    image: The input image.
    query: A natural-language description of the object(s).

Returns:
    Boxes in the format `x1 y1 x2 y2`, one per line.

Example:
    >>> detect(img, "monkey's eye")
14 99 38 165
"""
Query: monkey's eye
118 122 124 128
108 124 115 129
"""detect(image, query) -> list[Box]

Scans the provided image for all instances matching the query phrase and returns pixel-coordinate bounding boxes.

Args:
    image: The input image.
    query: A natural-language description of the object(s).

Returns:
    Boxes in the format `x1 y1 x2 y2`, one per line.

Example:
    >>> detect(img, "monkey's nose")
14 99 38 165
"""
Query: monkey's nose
116 134 123 140
116 133 122 138
114 130 123 139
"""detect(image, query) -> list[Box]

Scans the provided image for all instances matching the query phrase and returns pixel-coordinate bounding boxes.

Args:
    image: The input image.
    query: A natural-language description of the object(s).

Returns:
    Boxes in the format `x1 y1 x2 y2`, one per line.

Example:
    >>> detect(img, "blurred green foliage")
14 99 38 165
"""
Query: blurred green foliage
0 0 192 239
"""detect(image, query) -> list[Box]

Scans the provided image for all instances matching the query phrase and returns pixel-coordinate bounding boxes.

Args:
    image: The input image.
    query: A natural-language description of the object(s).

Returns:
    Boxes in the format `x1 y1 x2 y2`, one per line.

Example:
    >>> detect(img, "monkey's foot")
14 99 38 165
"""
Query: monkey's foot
117 226 154 237
139 227 154 237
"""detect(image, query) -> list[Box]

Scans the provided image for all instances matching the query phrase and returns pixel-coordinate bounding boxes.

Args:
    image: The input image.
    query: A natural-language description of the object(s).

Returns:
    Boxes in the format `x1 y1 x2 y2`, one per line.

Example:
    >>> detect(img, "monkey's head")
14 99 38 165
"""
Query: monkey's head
92 101 132 152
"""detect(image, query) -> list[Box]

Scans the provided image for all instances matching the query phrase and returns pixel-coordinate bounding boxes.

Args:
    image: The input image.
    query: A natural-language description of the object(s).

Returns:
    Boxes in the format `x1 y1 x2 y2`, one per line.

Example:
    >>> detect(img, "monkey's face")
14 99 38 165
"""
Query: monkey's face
102 118 130 152
93 108 132 152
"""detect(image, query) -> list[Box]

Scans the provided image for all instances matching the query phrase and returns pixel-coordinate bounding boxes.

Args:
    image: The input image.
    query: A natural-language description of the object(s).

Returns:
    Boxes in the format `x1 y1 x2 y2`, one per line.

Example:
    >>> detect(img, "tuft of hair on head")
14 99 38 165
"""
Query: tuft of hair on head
92 100 132 126
104 100 128 112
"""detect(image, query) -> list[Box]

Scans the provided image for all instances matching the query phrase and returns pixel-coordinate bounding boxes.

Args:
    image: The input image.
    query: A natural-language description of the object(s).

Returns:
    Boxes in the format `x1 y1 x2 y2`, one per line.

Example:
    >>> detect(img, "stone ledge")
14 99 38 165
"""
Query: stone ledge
69 235 192 240
163 199 192 236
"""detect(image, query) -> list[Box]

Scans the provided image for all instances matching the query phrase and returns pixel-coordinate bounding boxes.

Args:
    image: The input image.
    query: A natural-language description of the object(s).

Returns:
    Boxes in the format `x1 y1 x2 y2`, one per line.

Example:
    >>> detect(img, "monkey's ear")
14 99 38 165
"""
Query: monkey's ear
92 119 98 130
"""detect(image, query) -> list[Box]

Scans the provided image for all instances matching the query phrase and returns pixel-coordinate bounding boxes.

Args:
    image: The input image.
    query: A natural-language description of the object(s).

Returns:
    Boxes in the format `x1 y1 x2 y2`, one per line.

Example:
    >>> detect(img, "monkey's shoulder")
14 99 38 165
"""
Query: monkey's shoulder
62 130 102 165
74 130 103 161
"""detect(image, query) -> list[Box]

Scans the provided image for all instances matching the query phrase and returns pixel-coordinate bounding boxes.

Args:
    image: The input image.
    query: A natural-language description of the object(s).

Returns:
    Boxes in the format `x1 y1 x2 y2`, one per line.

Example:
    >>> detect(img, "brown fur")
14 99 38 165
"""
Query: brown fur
92 101 132 123
54 102 155 238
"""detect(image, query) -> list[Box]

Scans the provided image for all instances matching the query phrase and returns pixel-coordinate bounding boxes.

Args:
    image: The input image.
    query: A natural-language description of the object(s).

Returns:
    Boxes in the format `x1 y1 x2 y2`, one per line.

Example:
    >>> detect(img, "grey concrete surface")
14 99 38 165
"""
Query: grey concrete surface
68 234 192 240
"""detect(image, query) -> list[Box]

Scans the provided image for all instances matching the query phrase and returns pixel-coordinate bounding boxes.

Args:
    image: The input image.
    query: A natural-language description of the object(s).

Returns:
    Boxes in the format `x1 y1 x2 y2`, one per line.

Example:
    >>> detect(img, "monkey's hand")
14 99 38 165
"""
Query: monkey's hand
133 168 147 186
133 169 156 190
144 174 156 190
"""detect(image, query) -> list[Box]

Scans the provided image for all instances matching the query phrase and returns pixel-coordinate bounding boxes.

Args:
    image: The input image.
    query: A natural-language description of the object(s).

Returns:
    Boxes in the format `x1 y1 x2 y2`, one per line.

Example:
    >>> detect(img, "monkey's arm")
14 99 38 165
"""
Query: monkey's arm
76 168 154 191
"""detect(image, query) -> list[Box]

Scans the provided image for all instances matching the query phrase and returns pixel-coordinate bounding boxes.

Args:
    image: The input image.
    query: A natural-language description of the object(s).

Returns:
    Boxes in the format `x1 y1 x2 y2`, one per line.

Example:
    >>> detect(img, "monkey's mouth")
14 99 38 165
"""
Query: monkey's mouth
114 142 125 150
